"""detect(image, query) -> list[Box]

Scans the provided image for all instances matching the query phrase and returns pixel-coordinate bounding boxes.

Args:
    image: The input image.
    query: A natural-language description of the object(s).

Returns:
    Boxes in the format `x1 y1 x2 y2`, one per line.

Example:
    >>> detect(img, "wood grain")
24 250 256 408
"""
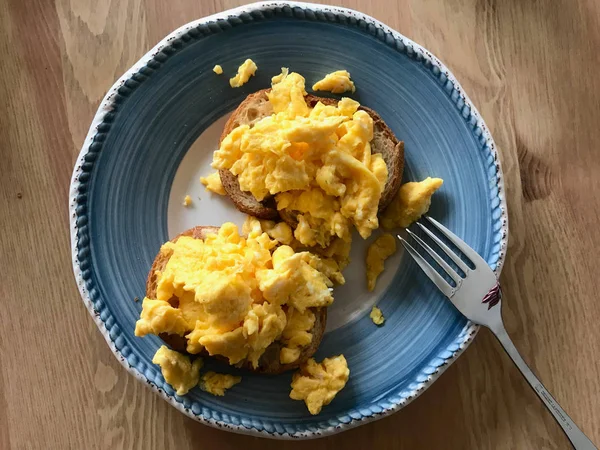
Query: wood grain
1 0 599 448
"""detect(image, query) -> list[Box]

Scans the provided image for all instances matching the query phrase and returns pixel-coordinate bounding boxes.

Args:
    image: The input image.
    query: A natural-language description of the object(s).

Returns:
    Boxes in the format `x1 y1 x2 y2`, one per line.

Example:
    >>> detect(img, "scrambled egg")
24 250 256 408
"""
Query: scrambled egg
251 219 294 246
183 195 192 207
201 372 241 396
245 215 348 284
229 59 257 88
366 233 397 291
152 345 203 395
370 306 385 325
213 69 387 252
381 177 443 229
290 355 349 415
280 307 315 364
136 222 343 369
136 299 188 337
311 236 352 275
213 64 223 75
200 172 226 195
312 70 356 94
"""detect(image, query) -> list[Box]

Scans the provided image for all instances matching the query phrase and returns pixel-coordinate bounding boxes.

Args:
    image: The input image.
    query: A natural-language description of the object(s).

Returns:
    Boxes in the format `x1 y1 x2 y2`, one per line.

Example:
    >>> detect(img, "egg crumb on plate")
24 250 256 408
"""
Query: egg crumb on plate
370 306 385 325
152 345 203 395
312 70 356 94
213 64 223 75
213 68 387 253
290 355 349 415
201 372 242 396
200 172 226 195
229 58 257 88
366 233 397 291
381 177 444 229
183 195 192 206
135 221 343 370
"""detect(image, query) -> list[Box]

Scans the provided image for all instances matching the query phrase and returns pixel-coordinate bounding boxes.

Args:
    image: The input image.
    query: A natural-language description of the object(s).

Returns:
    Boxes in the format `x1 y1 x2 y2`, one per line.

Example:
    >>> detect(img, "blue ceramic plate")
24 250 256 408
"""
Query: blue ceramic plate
70 1 508 439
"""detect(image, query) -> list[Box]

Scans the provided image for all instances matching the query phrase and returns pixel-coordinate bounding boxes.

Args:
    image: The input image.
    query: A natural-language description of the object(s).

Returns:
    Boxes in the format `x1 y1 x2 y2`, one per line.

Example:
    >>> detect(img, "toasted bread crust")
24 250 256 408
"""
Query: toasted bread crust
218 88 404 219
146 226 326 374
218 169 280 220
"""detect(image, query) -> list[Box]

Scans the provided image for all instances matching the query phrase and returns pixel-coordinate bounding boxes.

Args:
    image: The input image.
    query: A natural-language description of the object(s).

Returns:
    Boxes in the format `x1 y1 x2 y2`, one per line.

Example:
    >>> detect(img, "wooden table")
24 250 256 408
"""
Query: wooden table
2 0 599 448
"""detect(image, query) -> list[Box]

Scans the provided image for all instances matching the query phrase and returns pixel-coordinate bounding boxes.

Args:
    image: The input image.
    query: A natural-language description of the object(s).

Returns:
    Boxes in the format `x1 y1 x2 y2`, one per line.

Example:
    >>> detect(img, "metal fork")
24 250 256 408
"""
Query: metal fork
399 216 597 450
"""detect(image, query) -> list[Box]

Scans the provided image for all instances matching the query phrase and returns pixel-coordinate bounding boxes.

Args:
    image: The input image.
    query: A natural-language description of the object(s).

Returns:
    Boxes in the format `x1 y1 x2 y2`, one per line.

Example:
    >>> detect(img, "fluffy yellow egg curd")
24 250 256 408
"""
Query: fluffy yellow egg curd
135 221 344 368
312 70 356 94
381 177 443 229
212 68 388 252
229 59 257 87
152 345 203 396
369 306 385 326
200 372 241 396
366 233 397 291
290 355 350 415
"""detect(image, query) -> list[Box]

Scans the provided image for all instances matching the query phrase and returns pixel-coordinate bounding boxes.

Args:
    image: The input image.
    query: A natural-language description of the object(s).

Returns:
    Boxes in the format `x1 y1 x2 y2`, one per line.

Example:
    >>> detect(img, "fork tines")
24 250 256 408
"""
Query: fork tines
398 216 481 296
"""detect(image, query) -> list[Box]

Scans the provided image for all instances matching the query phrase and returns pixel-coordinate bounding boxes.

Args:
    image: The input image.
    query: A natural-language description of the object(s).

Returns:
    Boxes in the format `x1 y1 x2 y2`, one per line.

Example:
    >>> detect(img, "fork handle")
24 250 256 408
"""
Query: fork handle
491 324 597 449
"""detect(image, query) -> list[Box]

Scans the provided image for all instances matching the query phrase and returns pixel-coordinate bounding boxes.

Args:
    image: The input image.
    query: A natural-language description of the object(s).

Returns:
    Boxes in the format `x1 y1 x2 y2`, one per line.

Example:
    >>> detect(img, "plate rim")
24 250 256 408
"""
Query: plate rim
69 0 508 439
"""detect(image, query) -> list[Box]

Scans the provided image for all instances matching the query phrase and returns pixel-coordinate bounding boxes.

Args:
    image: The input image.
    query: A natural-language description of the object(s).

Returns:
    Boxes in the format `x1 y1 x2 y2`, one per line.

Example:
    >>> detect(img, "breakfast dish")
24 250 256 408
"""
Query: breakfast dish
136 222 333 376
71 2 507 437
135 66 443 412
215 70 404 225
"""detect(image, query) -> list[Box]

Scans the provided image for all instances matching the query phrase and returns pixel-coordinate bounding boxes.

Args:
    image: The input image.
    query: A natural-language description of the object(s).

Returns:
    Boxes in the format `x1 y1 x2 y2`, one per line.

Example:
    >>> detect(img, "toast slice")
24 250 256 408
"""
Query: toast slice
146 225 327 375
218 89 405 220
